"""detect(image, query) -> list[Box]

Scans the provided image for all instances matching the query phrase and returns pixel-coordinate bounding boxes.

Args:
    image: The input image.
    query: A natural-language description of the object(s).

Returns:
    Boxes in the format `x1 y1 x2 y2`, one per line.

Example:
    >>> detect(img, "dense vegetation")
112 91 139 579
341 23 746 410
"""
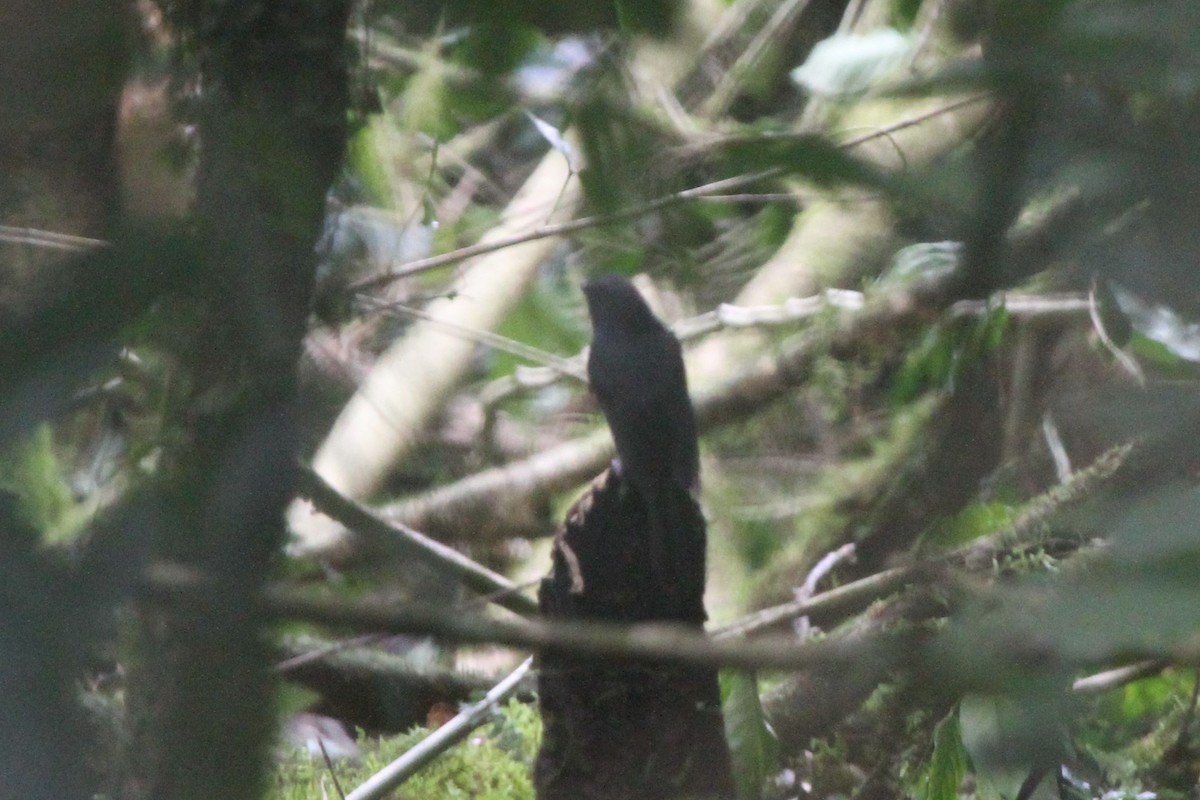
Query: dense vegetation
4 0 1200 798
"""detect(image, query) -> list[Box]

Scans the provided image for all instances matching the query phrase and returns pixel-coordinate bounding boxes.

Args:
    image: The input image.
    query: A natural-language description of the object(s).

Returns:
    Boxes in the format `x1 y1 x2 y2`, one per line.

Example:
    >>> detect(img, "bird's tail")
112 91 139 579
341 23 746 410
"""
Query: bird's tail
645 484 708 623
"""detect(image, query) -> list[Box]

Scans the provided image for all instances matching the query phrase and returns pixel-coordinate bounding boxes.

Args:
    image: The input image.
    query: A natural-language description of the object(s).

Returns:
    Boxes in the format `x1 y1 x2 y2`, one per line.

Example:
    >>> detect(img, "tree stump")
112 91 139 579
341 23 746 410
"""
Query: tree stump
534 468 735 800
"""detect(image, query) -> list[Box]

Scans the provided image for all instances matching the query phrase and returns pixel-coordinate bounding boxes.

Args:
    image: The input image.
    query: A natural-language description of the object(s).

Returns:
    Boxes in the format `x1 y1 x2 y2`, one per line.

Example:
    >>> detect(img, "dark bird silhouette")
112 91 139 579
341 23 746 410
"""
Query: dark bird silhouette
533 277 731 800
583 274 702 613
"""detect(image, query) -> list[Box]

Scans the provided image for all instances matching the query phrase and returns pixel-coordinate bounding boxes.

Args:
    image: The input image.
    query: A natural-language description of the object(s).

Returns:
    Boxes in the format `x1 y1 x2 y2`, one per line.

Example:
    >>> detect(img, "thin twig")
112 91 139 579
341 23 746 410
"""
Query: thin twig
296 468 540 617
317 738 348 800
1088 277 1145 386
1072 661 1167 694
0 224 108 252
793 543 857 639
691 93 992 154
274 634 515 696
950 294 1090 319
274 632 385 673
715 566 910 640
350 94 993 294
142 561 879 672
345 658 533 800
836 93 991 148
346 170 779 293
695 192 806 203
363 298 585 379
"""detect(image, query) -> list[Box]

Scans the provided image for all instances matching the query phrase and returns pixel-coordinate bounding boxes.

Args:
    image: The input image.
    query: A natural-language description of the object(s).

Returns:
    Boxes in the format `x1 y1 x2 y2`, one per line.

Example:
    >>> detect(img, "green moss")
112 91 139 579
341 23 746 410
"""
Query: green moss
744 395 939 605
346 116 402 209
0 424 80 541
269 699 540 800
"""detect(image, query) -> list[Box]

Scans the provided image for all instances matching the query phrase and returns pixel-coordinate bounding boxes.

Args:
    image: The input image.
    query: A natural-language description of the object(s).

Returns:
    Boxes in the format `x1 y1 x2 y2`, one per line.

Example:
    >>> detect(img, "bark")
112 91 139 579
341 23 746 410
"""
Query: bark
122 2 352 798
535 468 735 800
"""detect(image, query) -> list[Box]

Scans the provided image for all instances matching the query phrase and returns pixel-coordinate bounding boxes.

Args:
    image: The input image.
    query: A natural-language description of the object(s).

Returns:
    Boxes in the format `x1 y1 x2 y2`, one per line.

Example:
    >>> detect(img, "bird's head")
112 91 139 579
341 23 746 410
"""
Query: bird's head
583 274 661 333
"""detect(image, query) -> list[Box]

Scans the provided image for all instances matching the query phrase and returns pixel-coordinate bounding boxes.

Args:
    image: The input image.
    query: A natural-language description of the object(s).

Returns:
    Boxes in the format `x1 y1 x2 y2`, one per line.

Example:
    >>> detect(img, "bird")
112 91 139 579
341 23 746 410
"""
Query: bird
582 274 703 612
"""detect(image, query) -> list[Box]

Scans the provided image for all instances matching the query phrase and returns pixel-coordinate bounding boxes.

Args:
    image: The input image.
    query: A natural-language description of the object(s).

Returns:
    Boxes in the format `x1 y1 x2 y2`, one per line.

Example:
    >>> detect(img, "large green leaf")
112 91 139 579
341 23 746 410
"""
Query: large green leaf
722 670 779 800
921 707 969 800
790 29 915 98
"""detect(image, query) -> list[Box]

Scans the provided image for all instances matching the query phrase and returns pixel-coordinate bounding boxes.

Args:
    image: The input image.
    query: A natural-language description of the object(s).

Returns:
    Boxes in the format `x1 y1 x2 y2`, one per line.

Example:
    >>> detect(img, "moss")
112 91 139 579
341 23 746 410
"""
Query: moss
744 395 939 606
269 699 540 800
0 423 81 541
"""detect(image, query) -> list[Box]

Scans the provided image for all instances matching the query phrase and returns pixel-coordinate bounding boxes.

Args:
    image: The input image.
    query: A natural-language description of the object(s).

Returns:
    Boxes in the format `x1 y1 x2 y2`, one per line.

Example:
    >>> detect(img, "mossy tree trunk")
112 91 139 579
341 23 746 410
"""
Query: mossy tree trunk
119 2 353 798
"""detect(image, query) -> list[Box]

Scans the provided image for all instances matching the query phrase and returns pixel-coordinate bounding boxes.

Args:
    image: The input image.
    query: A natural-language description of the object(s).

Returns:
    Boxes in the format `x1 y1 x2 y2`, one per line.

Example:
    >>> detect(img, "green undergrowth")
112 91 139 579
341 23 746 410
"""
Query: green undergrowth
270 699 540 800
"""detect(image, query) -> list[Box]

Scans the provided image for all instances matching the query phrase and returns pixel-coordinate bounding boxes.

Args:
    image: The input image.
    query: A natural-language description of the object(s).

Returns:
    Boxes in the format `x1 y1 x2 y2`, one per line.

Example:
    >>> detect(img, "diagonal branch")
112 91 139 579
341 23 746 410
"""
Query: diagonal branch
143 562 887 673
295 468 539 616
345 658 533 800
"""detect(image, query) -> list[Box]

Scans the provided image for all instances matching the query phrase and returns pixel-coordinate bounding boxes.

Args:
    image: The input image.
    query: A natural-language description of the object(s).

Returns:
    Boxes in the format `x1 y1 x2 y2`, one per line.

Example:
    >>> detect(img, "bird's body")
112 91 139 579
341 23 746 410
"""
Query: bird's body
533 275 730 798
583 275 698 494
583 274 702 611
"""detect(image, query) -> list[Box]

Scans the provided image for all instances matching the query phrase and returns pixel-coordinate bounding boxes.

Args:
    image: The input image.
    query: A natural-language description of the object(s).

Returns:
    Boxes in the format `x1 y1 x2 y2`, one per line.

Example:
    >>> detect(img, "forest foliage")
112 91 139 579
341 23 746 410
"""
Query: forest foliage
4 0 1200 798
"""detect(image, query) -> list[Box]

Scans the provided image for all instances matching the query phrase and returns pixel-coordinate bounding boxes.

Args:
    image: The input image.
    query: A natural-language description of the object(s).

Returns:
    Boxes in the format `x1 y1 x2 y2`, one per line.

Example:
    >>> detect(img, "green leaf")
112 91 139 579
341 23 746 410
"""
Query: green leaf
1117 288 1200 364
722 670 779 800
345 116 399 209
615 0 677 37
0 425 77 540
1117 671 1191 724
922 707 968 800
879 241 962 288
890 326 953 405
892 0 924 29
276 684 322 717
790 29 915 97
491 275 589 379
923 502 1019 551
888 292 1009 406
455 22 541 75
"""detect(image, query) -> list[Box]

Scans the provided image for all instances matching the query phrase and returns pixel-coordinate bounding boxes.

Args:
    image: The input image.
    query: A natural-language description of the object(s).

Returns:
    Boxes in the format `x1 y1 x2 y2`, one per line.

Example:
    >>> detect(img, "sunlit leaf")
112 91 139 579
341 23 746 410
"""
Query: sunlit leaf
526 111 579 172
879 241 962 288
722 671 779 800
921 707 968 800
790 29 915 97
1114 285 1200 363
923 502 1019 551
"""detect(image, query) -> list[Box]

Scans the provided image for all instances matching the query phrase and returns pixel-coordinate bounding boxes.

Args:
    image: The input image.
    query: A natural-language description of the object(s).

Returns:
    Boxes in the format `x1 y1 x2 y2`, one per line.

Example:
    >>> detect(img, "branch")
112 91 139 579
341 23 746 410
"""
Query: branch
142 562 886 673
295 468 539 617
277 447 1136 714
345 658 533 800
958 439 1134 566
347 170 781 293
1072 661 1168 695
477 290 1090 409
351 95 992 294
0 225 108 252
715 565 911 640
